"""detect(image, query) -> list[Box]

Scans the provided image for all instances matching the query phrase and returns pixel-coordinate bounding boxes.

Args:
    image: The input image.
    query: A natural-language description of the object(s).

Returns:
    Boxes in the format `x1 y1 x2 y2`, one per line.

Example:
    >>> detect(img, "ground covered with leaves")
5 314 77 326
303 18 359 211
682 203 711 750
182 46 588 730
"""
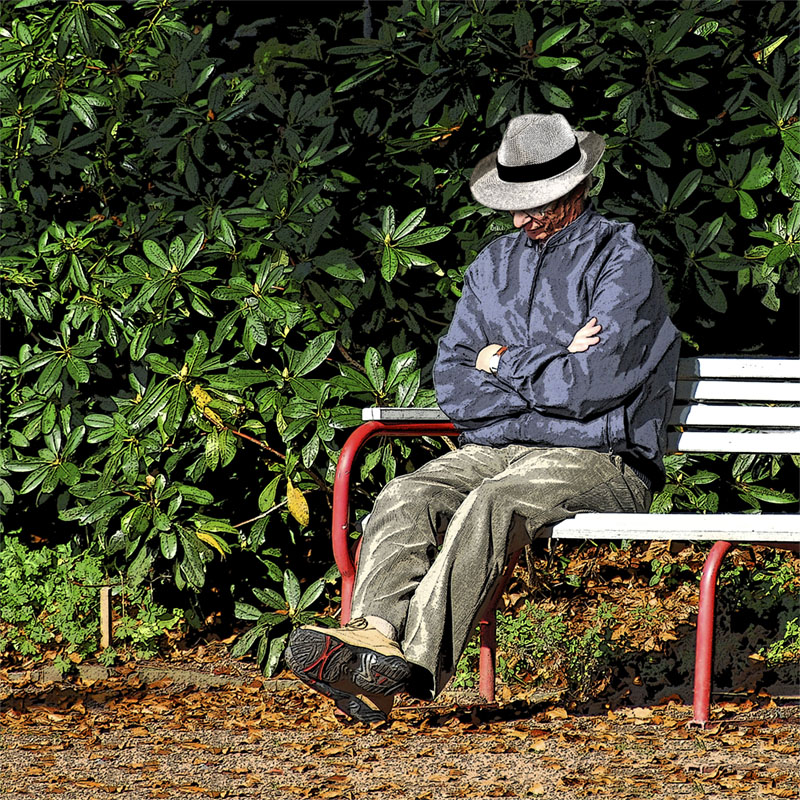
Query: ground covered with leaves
2 665 798 800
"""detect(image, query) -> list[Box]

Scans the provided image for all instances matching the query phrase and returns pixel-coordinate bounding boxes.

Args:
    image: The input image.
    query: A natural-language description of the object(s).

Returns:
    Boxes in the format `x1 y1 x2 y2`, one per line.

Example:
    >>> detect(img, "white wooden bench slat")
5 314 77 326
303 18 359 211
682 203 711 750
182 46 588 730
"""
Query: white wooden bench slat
363 407 800 436
549 513 799 540
678 358 800 380
669 430 800 453
675 380 800 402
362 407 449 422
669 405 800 427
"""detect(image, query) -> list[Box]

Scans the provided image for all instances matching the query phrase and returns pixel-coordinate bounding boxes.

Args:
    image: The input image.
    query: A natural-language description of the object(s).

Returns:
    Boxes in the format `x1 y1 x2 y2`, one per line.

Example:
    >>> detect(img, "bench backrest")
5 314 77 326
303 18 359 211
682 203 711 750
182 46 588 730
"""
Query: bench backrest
671 358 800 454
362 357 800 455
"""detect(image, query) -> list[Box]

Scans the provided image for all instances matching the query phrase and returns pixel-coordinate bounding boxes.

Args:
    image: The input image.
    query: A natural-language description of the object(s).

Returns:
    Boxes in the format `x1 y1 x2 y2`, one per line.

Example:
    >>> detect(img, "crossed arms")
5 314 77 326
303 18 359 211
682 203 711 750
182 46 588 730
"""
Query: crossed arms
474 317 602 373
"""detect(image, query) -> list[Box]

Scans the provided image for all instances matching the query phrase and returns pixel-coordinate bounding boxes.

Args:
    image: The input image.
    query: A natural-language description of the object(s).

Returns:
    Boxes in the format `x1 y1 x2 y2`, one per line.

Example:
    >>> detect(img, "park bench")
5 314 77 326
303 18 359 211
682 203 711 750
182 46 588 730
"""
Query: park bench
330 357 800 727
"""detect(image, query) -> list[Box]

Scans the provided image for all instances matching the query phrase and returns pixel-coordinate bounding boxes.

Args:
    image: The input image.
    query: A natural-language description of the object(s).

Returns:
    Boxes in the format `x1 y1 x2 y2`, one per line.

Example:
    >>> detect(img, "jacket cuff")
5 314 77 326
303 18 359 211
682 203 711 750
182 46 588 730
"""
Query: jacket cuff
495 341 565 397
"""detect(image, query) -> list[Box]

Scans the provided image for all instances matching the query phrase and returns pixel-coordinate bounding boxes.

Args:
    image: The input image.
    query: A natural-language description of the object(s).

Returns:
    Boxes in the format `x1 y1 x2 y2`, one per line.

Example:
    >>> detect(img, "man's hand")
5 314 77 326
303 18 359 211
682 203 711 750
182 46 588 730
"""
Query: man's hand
476 344 505 373
568 317 602 353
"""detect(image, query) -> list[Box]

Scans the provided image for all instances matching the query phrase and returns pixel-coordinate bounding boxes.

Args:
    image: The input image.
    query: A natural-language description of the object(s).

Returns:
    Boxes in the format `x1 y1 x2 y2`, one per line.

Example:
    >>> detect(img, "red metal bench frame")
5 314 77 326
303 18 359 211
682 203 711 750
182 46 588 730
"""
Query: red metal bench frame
331 419 737 727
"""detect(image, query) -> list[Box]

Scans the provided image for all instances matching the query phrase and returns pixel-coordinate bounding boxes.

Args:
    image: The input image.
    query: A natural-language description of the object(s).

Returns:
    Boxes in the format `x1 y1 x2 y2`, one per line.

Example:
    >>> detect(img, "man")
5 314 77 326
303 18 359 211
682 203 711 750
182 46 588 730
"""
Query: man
285 113 681 722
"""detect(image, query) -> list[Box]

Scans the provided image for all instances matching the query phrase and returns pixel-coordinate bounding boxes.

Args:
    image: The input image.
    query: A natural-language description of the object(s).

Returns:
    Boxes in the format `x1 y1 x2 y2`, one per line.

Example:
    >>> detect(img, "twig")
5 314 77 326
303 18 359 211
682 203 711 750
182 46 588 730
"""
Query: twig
233 499 288 528
225 426 330 495
228 426 286 461
336 342 367 373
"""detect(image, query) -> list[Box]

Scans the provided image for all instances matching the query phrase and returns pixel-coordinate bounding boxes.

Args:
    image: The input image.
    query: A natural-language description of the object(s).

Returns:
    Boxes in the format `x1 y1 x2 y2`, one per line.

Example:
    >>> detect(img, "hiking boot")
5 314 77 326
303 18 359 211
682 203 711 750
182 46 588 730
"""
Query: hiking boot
285 617 410 722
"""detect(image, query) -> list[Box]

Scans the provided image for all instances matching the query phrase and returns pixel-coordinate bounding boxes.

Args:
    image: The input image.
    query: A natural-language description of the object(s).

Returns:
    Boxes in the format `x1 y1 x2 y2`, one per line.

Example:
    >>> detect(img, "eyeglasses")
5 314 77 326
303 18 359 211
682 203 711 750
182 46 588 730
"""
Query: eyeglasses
511 201 556 221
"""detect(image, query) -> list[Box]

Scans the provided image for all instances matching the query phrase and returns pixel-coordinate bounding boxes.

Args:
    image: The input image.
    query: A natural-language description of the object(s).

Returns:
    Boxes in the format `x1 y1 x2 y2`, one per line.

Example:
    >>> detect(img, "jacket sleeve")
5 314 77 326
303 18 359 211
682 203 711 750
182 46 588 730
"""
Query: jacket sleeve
434 271 529 430
495 231 678 420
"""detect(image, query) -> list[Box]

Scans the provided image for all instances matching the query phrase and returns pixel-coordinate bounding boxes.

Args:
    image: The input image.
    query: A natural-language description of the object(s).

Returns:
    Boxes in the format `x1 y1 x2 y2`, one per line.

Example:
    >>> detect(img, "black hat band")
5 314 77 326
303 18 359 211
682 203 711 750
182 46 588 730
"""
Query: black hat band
496 137 581 183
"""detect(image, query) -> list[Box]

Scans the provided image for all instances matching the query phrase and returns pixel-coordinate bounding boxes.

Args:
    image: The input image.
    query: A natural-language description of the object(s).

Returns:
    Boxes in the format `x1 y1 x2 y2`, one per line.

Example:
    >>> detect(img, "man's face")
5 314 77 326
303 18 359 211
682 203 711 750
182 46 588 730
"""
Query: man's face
510 201 556 230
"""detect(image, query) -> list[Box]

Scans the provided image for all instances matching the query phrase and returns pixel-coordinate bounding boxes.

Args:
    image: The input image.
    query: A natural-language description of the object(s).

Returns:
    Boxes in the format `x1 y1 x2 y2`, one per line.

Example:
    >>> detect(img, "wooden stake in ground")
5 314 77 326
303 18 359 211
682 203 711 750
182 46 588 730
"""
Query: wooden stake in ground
100 586 112 650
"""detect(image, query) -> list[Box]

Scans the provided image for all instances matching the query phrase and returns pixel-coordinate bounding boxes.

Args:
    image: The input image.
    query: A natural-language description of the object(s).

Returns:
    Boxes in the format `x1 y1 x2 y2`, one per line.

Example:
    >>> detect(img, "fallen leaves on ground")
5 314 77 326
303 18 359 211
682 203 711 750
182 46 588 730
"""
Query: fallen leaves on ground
1 673 797 800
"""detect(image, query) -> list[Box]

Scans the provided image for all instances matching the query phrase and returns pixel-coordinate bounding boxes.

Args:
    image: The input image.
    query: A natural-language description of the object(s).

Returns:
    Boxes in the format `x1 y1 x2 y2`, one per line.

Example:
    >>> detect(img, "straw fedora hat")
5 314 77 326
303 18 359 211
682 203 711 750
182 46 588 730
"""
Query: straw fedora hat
470 113 605 211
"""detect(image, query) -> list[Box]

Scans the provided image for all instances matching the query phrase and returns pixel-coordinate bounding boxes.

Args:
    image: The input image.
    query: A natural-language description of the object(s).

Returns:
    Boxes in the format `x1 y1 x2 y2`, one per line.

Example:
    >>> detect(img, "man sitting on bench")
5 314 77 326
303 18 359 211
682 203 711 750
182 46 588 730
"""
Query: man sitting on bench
286 113 682 722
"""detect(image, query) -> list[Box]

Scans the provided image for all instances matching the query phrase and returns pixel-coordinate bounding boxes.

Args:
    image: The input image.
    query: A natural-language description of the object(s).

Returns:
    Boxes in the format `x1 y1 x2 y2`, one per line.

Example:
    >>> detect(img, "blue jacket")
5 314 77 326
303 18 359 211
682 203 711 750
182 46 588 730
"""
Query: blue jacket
434 207 681 487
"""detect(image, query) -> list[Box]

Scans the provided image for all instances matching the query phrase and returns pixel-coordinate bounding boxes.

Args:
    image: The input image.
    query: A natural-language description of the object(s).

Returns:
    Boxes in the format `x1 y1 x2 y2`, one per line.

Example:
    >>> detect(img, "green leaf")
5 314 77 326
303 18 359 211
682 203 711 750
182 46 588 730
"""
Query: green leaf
381 205 395 237
364 347 385 392
0 478 14 504
7 400 45 422
381 246 400 281
535 23 576 53
670 169 703 208
698 252 749 271
291 331 336 378
252 586 286 609
160 530 178 560
234 602 262 621
283 569 301 612
486 81 519 127
696 217 725 253
37 359 64 396
694 266 727 313
66 358 90 385
174 483 214 504
538 82 573 109
730 124 778 146
301 435 319 469
230 624 267 659
127 545 154 588
20 465 51 495
647 170 668 208
258 475 280 512
297 578 325 612
128 379 173 432
663 91 698 119
395 226 449 247
168 236 186 267
393 207 426 240
736 189 758 219
165 385 188 437
333 63 385 93
745 485 797 504
264 633 288 678
185 331 209 374
142 240 171 270
741 161 773 191
781 126 800 155
178 529 206 589
69 95 98 129
385 350 416 391
531 56 580 71
130 324 154 361
604 81 633 98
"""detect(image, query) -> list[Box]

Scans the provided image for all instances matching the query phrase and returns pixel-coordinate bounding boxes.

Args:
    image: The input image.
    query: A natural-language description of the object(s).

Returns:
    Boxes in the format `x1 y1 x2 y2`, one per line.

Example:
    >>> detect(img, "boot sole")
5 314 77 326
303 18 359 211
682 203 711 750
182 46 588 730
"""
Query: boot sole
285 628 409 721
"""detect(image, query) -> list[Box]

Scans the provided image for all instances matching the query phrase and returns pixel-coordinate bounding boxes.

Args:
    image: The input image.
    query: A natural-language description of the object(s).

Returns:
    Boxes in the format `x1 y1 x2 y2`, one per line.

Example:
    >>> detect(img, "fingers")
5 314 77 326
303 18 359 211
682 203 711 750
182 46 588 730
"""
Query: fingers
567 317 602 353
580 317 602 336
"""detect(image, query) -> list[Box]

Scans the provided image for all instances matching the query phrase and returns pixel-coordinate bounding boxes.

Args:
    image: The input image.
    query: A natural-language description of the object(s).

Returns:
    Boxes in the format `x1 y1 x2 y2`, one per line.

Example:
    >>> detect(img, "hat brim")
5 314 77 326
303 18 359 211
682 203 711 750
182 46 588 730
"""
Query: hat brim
469 130 605 211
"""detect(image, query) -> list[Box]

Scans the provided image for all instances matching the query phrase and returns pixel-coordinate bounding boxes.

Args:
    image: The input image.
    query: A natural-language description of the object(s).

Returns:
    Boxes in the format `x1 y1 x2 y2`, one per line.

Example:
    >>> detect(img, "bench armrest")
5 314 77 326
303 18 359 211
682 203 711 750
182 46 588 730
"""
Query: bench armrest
361 407 450 422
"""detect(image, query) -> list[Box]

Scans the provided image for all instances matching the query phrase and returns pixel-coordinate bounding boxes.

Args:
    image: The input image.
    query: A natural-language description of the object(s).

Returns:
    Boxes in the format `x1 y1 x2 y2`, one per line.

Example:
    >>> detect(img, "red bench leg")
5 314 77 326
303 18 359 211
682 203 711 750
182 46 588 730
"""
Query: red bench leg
479 551 521 702
691 540 733 727
333 421 459 624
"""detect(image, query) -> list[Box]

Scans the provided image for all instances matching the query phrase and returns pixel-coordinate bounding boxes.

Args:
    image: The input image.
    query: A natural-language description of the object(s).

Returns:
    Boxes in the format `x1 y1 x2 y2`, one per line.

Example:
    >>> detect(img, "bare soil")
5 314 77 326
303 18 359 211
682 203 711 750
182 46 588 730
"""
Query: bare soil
2 664 798 800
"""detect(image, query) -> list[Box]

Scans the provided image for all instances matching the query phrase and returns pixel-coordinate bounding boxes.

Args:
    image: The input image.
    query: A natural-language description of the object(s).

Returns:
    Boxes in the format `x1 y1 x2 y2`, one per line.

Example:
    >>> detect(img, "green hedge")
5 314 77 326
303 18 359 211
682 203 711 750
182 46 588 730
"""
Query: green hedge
1 0 798 671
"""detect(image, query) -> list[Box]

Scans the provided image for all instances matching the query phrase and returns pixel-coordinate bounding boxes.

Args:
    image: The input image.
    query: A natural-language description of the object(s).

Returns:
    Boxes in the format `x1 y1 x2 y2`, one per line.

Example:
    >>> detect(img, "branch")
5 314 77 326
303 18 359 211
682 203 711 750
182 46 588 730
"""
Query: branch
233 499 288 528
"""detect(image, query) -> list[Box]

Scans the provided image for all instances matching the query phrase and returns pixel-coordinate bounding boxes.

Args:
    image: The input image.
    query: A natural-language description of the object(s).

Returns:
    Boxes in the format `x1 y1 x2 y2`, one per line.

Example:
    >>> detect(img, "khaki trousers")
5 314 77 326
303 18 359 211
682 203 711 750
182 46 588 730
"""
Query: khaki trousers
350 444 652 696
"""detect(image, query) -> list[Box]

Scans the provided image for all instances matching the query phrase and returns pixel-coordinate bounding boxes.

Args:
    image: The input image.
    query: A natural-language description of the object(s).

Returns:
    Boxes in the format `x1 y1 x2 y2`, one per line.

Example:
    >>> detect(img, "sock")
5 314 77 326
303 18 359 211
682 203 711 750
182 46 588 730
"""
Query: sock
364 615 398 641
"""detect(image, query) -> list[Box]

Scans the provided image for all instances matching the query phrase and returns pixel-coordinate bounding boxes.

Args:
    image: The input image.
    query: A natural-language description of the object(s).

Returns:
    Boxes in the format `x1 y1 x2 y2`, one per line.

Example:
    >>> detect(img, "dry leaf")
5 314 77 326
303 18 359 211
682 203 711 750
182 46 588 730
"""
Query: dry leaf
287 479 309 526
